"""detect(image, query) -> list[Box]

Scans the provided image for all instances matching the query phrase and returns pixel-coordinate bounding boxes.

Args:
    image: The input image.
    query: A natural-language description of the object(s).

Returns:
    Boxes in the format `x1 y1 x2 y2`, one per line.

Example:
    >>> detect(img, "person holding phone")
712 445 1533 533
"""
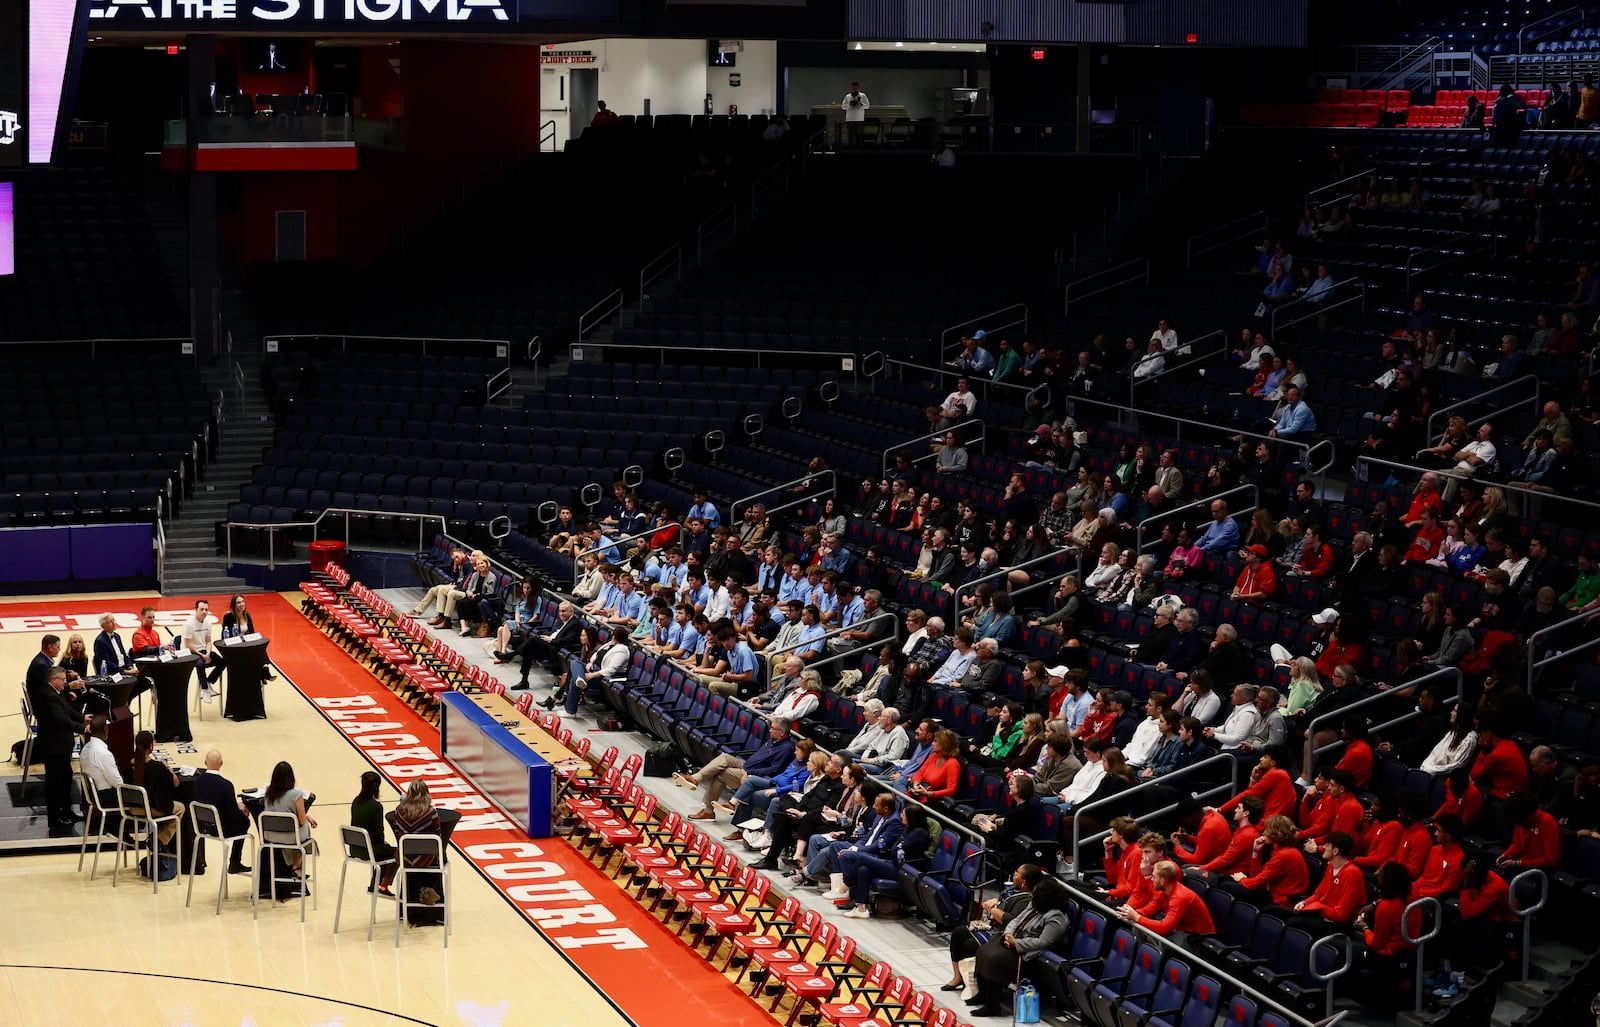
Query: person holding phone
840 80 870 147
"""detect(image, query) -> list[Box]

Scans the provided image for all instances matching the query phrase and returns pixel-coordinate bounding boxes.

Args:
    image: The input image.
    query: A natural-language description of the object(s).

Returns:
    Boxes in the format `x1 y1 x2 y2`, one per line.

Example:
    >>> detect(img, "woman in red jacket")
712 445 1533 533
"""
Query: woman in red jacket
1450 859 1519 969
1224 815 1309 907
907 729 962 802
1353 862 1418 1011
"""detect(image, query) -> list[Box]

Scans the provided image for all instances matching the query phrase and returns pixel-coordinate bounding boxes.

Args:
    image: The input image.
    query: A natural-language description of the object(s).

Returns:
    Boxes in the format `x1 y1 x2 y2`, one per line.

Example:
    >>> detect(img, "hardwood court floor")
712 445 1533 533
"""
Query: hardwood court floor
0 591 633 1027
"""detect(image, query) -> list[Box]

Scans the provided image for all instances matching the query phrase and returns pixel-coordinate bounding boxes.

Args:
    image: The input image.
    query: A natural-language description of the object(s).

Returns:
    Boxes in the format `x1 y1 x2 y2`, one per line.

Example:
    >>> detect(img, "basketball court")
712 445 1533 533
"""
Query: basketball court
0 591 775 1027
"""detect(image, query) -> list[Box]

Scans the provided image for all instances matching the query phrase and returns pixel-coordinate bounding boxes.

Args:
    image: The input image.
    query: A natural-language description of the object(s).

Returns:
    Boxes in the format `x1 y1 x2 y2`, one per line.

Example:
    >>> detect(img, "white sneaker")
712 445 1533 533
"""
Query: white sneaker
201 689 216 704
841 905 871 919
822 886 850 900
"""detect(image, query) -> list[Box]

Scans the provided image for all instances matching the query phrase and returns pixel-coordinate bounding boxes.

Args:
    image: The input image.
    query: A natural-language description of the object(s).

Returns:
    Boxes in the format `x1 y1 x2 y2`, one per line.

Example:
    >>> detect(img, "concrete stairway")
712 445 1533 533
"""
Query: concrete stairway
160 362 276 596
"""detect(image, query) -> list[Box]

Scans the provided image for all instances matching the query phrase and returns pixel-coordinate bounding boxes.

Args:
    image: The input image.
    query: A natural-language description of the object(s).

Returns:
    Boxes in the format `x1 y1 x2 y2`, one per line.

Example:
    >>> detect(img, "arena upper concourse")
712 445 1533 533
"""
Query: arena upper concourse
3 1 1600 1025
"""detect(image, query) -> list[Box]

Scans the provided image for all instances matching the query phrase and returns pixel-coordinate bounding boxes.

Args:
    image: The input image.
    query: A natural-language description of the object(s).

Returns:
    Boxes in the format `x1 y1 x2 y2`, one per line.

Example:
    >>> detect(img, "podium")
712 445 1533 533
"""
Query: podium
218 636 270 722
137 653 200 743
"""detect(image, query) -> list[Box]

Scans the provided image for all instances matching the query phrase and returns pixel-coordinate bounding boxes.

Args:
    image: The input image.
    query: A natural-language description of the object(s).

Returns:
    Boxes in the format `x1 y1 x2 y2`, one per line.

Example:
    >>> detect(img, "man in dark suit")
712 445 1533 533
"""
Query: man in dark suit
34 666 89 831
92 614 138 678
513 600 582 689
192 748 252 875
25 634 62 703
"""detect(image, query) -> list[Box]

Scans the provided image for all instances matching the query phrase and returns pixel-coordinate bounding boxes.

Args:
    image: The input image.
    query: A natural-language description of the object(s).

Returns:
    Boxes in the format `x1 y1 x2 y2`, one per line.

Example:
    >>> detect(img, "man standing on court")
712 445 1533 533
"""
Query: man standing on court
37 667 89 832
841 80 870 147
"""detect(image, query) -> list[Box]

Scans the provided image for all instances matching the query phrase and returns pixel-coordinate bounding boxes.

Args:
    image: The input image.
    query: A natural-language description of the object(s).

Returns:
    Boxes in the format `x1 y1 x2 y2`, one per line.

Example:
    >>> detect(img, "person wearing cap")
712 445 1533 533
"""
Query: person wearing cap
1107 690 1143 747
953 334 996 377
1232 544 1278 604
1204 684 1264 750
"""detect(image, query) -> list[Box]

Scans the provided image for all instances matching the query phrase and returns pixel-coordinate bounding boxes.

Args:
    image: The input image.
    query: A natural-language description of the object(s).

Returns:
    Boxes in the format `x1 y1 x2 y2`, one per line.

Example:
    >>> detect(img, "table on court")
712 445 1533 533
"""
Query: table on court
440 691 589 837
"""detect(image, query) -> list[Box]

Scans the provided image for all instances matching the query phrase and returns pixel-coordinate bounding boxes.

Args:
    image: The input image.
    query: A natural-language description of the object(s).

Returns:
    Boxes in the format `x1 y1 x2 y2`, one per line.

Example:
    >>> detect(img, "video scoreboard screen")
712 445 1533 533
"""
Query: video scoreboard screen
0 0 89 168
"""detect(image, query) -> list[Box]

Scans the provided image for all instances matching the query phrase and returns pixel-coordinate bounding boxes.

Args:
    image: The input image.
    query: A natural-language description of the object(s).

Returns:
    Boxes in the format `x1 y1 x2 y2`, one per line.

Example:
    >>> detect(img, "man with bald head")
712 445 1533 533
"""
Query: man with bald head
191 749 252 875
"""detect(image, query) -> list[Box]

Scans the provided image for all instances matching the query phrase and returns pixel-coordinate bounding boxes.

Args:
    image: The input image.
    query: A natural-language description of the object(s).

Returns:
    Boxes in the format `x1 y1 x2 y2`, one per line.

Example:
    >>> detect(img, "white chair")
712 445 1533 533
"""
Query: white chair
17 693 37 797
192 662 222 721
187 801 256 915
394 833 450 948
113 783 182 894
333 824 394 941
255 810 318 922
77 772 120 879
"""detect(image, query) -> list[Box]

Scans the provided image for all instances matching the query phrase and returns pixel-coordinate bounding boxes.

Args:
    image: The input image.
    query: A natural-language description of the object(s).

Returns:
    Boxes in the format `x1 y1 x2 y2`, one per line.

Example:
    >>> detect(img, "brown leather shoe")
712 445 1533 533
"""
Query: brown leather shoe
475 624 491 638
688 809 715 821
429 617 448 628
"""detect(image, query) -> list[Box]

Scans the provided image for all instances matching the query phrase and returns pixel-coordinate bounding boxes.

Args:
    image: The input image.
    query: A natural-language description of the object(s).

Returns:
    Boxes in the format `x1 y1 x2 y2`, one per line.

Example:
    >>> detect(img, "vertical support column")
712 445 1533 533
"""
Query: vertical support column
186 34 218 358
1075 43 1091 153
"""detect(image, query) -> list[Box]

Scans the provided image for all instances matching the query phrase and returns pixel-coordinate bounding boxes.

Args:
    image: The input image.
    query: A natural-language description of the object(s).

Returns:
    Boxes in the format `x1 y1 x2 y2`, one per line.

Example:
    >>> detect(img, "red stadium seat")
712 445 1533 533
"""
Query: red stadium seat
1386 89 1410 111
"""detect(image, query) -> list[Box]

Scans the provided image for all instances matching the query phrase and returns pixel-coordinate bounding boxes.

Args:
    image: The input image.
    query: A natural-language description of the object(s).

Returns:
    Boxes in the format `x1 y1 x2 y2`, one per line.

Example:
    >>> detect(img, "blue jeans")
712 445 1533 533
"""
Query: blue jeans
805 835 852 878
729 776 774 823
838 848 898 905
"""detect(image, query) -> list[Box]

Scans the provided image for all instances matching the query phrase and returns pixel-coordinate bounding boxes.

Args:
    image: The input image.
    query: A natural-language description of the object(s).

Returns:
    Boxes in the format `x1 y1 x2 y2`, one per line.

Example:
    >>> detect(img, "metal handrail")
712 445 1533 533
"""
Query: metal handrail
1135 483 1260 556
940 302 1029 362
1303 667 1463 782
1518 6 1587 58
637 244 682 308
750 160 789 212
763 611 899 667
1371 35 1441 85
231 360 245 408
1062 392 1337 477
871 771 989 851
1185 210 1267 270
572 521 683 584
1128 329 1228 410
883 355 1041 410
565 340 859 375
225 508 448 570
1066 885 1327 1027
1402 896 1442 1014
539 119 557 152
1423 374 1540 443
485 366 512 403
1307 168 1377 213
1404 228 1499 291
1508 867 1549 980
1064 258 1150 315
261 333 511 358
1069 753 1241 879
577 288 623 342
1526 610 1600 697
154 518 167 593
0 335 193 356
1269 279 1367 339
882 421 988 477
730 470 838 523
696 199 738 264
1307 933 1354 1021
950 548 1073 621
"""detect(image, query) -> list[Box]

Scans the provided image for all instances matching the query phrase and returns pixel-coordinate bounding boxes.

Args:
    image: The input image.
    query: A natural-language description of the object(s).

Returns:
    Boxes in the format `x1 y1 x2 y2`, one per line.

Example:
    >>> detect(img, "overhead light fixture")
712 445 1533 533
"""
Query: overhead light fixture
894 41 904 47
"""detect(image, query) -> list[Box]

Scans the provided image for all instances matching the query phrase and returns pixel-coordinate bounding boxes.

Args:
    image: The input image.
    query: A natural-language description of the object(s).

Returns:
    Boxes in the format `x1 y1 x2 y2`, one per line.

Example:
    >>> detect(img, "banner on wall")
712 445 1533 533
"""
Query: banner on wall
89 0 515 24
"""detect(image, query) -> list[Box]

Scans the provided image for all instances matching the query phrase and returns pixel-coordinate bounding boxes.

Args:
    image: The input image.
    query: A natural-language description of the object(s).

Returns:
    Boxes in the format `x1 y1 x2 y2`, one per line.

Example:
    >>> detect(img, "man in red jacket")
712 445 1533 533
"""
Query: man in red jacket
1410 813 1466 900
1472 717 1530 799
1274 832 1366 937
1218 744 1299 819
1302 769 1364 850
1116 860 1215 942
1191 796 1266 878
1171 797 1231 866
1497 791 1562 871
1394 790 1434 880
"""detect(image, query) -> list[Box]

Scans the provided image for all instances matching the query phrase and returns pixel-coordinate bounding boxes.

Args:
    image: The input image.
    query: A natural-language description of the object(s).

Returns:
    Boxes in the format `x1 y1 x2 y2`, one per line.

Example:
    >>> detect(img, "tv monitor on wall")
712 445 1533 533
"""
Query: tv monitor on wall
244 40 301 73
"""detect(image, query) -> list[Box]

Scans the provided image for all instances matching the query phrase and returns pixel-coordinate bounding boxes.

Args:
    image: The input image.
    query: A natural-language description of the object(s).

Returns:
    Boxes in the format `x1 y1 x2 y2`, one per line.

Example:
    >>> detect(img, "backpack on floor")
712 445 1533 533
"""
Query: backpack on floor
641 742 680 777
139 854 178 882
10 739 38 766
